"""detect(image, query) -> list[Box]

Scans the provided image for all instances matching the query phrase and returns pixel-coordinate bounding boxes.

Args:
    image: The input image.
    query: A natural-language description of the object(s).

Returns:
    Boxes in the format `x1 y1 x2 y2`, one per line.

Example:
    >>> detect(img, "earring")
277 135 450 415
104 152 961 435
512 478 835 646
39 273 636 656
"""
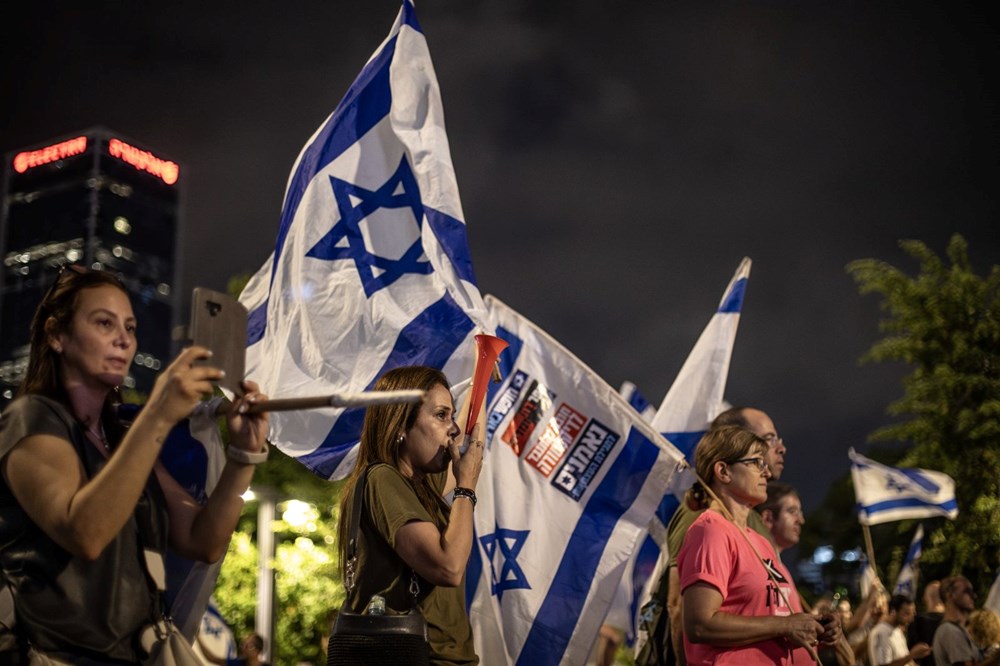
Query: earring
397 435 404 445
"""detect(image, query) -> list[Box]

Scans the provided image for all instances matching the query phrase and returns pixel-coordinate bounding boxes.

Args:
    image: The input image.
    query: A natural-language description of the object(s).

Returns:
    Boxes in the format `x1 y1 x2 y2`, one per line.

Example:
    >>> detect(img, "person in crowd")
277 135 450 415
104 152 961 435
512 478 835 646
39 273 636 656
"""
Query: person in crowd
665 406 788 665
909 582 945 666
0 266 269 661
933 576 1000 666
230 633 270 666
967 610 1000 660
852 589 890 666
336 366 482 665
677 426 840 665
756 481 805 554
758 486 857 665
868 594 932 666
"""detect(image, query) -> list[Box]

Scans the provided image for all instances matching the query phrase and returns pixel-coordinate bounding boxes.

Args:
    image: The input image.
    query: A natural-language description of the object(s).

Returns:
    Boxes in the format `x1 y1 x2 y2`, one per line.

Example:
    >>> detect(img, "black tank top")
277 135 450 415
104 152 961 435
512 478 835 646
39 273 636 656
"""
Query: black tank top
0 395 168 662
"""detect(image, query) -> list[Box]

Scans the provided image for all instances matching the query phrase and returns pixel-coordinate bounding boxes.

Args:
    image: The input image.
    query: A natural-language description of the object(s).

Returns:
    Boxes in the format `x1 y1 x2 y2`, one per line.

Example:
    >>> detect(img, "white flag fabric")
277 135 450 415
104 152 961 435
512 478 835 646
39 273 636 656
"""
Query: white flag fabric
239 0 487 479
985 570 1000 615
466 295 684 665
849 449 958 525
892 524 923 598
123 398 228 640
859 558 878 600
616 259 751 646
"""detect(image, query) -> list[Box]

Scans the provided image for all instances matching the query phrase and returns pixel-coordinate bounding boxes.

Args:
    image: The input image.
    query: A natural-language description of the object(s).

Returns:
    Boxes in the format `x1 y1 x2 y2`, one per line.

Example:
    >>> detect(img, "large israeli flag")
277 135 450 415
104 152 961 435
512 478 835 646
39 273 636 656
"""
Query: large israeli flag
892 524 923 598
240 0 487 479
467 295 684 665
849 449 958 525
617 259 751 647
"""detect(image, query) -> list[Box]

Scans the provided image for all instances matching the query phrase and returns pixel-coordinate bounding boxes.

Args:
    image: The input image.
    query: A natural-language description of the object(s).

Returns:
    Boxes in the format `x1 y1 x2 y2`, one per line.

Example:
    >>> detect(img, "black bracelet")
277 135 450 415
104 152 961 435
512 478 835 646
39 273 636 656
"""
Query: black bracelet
453 487 477 507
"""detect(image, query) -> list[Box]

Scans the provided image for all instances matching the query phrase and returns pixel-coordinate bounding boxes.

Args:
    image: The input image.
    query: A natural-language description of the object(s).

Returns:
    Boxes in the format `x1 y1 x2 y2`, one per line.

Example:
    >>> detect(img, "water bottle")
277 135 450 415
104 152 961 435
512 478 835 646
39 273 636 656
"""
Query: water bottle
366 594 386 616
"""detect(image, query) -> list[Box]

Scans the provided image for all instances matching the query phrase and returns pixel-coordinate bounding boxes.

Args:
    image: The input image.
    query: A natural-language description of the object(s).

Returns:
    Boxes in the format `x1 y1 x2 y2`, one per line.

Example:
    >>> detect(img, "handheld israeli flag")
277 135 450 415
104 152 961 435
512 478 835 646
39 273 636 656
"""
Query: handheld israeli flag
239 0 487 479
619 381 656 422
892 524 923 598
849 449 958 525
467 295 684 665
859 557 878 600
618 259 751 648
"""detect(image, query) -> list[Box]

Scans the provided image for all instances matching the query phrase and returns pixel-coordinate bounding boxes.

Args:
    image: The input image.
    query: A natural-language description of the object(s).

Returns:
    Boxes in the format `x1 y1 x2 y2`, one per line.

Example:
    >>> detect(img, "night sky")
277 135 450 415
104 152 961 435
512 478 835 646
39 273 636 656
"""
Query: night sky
2 1 998 513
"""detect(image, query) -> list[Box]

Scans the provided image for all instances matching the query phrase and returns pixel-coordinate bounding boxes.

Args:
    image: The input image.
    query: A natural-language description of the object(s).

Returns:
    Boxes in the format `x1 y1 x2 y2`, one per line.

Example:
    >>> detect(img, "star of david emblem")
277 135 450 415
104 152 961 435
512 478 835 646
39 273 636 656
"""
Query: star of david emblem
479 527 531 603
306 156 432 297
885 475 910 493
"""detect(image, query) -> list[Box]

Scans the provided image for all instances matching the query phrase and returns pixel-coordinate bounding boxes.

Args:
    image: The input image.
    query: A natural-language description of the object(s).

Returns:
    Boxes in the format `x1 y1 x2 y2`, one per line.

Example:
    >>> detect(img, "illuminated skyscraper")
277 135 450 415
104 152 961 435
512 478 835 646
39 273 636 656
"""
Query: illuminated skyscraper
0 128 181 404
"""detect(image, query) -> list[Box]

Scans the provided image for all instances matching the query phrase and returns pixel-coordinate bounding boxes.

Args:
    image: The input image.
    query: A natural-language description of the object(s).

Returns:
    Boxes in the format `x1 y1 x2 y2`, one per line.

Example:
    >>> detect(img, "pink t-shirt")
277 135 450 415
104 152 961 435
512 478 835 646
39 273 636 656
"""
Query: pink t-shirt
678 509 806 665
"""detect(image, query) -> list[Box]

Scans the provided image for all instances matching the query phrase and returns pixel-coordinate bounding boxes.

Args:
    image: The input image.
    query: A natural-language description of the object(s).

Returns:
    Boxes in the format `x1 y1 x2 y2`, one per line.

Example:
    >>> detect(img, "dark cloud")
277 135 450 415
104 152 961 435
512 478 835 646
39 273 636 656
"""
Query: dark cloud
2 1 997 514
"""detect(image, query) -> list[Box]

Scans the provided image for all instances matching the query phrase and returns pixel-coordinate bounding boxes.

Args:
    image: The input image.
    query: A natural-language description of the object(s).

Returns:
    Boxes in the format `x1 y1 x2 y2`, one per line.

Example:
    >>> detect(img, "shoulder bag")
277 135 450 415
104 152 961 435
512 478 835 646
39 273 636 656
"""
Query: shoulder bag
326 465 430 666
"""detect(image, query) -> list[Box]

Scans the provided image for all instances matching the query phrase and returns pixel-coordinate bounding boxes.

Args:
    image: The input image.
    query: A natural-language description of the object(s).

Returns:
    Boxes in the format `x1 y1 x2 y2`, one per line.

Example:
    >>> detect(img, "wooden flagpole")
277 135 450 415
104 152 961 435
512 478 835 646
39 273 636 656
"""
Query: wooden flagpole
861 523 878 580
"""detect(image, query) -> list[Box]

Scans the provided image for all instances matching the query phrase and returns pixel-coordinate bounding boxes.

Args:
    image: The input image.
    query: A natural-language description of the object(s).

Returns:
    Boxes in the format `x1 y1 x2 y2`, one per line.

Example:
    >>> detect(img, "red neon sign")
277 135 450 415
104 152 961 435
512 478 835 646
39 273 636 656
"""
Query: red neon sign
108 138 179 185
12 136 88 173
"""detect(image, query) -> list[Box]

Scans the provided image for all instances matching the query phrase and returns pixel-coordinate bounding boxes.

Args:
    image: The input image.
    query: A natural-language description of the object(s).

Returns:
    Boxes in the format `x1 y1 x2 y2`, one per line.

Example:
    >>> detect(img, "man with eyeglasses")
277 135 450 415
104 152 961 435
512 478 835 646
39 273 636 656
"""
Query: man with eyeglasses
757 481 805 554
933 576 1000 666
660 407 789 666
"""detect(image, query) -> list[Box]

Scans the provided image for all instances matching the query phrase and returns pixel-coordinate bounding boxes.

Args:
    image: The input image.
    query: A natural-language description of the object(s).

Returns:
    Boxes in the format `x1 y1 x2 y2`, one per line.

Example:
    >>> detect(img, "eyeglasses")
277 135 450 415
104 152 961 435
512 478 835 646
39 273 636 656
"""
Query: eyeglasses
761 433 783 448
731 457 768 472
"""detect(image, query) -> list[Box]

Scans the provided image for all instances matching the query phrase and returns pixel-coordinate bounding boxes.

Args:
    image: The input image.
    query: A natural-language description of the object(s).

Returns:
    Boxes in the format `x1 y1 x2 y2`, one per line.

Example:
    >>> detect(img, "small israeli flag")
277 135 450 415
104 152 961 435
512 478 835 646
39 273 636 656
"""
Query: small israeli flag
849 449 958 525
892 524 923 598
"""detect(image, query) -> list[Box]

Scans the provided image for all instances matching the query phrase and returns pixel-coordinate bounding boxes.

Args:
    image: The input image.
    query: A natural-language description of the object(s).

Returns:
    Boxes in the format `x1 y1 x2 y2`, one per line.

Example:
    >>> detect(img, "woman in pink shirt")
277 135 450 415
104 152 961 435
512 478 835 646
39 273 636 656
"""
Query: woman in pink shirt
678 426 838 665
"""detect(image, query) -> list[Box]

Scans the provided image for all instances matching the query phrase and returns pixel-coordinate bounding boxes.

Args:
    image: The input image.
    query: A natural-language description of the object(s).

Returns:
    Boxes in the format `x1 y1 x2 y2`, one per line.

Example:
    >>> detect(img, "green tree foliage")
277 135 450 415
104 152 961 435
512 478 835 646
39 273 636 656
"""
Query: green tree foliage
846 234 1000 594
215 455 346 665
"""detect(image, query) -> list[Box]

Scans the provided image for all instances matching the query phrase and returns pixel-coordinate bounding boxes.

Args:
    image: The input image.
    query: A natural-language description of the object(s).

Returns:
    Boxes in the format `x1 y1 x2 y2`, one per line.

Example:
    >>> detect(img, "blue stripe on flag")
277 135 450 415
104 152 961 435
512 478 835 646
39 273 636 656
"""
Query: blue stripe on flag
516 429 660 665
248 31 398 345
296 291 476 477
466 527 482 612
860 498 958 515
494 326 525 378
400 0 422 33
717 277 747 313
626 387 651 415
247 302 268 347
663 430 704 461
655 494 681 532
425 207 477 286
899 468 940 493
628 534 661 643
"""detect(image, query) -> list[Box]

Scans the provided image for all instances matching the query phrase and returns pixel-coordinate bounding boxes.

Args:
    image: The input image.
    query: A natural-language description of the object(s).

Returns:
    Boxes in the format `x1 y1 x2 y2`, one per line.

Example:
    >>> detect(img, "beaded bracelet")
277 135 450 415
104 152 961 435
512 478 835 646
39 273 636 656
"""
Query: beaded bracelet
453 487 477 507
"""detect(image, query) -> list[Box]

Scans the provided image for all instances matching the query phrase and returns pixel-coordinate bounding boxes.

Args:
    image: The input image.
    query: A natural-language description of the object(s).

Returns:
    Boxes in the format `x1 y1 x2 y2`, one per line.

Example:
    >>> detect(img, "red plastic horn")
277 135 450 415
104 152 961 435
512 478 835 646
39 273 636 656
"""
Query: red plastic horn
464 334 509 435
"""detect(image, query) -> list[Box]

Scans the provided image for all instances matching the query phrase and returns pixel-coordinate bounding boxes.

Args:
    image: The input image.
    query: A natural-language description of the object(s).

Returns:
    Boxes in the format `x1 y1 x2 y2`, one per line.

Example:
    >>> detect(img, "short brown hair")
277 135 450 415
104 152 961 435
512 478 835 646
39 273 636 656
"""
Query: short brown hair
755 481 798 517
